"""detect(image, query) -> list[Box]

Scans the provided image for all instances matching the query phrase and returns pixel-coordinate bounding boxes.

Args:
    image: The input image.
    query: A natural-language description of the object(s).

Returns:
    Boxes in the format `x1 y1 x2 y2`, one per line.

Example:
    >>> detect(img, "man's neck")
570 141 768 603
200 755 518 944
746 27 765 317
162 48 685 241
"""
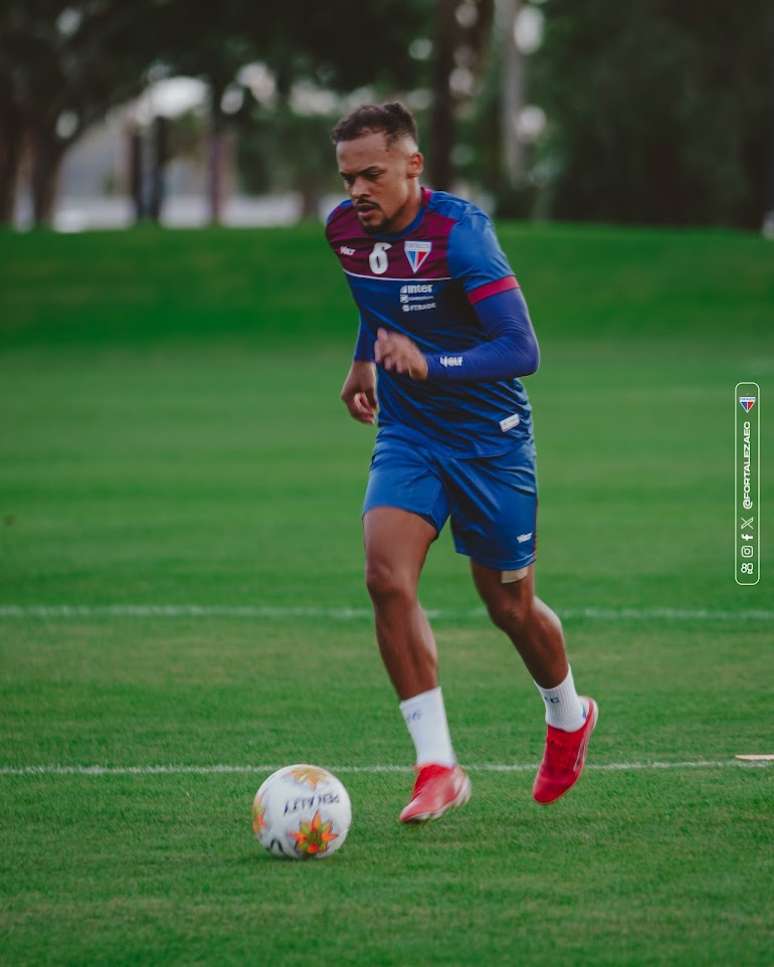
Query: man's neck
383 183 423 235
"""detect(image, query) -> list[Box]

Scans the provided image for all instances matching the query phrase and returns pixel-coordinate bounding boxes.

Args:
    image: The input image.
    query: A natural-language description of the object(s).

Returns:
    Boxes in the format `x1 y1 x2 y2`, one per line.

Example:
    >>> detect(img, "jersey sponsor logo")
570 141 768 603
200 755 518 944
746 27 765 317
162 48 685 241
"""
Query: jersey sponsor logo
369 242 392 274
399 283 435 313
339 245 355 256
440 355 463 367
739 396 756 412
516 532 532 544
404 240 432 273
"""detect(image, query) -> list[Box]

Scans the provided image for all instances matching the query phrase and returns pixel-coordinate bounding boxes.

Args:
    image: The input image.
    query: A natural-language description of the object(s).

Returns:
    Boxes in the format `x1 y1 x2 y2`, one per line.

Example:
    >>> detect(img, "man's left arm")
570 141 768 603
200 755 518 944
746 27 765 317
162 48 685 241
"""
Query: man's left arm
374 286 539 382
425 286 539 382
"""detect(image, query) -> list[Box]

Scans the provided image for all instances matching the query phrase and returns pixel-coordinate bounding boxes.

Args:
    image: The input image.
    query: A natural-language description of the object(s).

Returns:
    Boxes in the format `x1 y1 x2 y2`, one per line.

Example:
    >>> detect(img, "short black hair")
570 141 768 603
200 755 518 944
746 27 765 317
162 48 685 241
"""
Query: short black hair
331 101 418 147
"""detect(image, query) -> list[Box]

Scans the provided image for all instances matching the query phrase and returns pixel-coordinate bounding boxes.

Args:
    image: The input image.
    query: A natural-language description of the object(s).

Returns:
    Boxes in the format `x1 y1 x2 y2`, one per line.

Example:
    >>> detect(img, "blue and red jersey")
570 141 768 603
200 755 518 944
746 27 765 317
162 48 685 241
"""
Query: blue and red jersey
325 187 536 456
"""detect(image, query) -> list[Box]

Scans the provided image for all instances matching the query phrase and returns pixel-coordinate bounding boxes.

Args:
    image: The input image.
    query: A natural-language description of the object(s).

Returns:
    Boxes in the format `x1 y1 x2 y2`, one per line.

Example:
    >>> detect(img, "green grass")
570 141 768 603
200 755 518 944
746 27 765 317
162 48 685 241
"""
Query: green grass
0 224 772 965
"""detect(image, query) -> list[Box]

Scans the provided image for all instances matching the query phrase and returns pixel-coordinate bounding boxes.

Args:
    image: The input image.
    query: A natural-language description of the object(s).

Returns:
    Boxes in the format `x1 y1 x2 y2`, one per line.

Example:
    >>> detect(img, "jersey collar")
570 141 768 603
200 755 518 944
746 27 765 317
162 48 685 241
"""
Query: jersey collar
370 186 432 242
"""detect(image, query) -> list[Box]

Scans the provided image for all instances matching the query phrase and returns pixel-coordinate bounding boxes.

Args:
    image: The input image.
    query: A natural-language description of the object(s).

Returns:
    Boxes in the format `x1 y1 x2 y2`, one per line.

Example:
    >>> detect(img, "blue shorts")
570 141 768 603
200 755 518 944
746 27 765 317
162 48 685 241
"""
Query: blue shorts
363 429 538 572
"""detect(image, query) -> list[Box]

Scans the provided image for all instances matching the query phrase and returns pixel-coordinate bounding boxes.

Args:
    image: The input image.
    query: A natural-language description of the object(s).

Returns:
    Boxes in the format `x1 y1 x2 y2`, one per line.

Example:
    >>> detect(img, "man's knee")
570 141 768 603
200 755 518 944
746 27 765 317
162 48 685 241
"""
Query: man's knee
365 557 416 604
486 590 533 634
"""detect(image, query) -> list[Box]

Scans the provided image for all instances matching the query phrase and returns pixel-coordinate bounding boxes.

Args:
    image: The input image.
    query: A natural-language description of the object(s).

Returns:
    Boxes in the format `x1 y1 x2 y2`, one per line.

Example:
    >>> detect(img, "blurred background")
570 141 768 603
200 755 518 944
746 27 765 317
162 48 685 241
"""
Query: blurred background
2 0 773 233
1 9 772 960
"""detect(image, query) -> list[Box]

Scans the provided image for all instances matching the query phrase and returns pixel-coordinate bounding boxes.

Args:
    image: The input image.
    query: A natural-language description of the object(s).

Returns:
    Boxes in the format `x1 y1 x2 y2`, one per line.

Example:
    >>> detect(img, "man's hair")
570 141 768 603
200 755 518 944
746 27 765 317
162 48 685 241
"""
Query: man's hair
331 101 418 147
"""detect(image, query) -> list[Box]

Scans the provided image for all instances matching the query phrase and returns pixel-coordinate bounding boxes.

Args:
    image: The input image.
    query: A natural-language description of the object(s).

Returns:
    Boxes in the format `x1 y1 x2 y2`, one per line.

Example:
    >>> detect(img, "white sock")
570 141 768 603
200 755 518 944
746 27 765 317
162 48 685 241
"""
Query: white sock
534 667 586 732
399 686 456 767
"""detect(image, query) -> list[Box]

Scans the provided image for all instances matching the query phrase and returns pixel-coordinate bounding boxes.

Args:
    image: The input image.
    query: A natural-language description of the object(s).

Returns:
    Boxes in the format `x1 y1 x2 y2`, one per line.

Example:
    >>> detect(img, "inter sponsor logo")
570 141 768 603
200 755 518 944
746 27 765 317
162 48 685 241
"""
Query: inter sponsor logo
399 282 435 312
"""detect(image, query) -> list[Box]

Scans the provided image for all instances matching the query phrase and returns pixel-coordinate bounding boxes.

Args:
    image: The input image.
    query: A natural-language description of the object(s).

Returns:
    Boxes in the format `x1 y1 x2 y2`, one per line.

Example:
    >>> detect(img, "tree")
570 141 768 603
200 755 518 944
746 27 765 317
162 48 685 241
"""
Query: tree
0 0 172 226
532 0 772 228
0 1 439 227
156 0 432 222
427 0 494 189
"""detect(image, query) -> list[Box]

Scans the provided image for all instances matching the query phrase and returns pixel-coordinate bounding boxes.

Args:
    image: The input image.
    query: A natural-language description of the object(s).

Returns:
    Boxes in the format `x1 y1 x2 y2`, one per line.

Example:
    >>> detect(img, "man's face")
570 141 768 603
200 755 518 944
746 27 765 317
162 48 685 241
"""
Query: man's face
336 130 423 234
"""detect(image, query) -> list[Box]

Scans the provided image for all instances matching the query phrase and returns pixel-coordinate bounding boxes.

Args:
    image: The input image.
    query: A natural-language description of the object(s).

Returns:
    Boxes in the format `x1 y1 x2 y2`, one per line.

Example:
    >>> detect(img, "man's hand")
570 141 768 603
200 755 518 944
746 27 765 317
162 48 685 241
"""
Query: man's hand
374 328 428 380
340 360 378 424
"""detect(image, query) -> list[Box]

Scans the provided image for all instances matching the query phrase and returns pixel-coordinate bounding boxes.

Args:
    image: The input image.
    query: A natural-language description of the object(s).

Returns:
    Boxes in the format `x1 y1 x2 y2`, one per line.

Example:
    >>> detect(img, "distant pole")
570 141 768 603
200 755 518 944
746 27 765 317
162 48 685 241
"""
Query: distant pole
149 115 168 224
128 124 145 223
500 0 524 188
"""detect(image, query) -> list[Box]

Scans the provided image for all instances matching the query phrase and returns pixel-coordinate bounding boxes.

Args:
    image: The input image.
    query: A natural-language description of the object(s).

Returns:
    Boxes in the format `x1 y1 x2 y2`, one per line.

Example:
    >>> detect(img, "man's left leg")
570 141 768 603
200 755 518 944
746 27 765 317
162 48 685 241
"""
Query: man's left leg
470 562 598 804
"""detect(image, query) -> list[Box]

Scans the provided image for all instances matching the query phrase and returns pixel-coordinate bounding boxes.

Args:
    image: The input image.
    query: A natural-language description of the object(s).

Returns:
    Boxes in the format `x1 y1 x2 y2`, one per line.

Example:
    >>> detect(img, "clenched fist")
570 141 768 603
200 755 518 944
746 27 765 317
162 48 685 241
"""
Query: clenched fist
374 328 428 380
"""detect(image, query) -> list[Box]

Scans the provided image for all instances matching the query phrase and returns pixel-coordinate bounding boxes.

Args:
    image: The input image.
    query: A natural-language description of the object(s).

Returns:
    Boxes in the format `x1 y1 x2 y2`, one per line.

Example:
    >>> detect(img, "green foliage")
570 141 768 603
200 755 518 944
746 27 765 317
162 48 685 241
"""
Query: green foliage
532 0 772 227
236 108 340 202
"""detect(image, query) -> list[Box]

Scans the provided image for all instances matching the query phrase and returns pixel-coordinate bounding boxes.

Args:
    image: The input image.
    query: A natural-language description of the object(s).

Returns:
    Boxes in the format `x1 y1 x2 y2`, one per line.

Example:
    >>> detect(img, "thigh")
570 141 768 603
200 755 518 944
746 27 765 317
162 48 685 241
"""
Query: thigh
363 506 438 584
363 434 450 538
445 439 538 572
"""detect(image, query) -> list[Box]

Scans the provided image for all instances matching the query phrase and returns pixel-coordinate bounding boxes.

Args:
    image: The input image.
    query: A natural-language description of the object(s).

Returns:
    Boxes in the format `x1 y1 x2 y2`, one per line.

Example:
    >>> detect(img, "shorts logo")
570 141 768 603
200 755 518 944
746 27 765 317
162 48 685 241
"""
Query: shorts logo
516 532 532 544
339 245 355 256
404 240 432 273
739 396 756 412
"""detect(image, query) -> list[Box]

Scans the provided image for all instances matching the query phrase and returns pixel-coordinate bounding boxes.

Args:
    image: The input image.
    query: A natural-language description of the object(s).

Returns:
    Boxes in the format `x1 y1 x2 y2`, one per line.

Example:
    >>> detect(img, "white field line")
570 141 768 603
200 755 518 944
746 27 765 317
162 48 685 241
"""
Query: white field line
0 760 771 777
0 604 772 622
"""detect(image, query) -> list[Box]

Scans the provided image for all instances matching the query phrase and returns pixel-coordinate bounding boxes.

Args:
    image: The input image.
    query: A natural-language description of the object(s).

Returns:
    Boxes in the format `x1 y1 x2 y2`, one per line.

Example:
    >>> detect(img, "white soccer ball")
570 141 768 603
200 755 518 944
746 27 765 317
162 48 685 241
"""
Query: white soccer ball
252 764 352 860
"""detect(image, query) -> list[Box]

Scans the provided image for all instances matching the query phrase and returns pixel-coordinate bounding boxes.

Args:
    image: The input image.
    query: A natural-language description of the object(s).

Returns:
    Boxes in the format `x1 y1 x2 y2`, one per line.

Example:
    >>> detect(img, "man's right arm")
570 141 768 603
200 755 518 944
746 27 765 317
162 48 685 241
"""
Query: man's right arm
341 321 377 424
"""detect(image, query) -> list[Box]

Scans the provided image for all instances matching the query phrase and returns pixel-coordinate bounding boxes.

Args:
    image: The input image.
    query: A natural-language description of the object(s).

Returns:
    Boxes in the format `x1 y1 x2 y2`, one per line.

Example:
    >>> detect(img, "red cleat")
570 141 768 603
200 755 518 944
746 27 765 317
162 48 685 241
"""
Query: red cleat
399 763 471 823
532 697 598 805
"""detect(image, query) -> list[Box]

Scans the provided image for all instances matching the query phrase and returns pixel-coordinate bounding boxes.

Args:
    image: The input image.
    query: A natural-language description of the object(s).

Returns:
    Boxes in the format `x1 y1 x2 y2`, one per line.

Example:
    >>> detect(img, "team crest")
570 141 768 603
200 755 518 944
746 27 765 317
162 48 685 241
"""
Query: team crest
739 396 756 412
404 240 432 273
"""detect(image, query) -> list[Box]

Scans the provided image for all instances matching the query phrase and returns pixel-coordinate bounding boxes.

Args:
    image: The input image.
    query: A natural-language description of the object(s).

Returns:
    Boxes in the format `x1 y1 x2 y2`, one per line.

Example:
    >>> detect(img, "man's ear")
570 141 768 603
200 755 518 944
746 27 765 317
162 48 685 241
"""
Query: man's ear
407 151 424 179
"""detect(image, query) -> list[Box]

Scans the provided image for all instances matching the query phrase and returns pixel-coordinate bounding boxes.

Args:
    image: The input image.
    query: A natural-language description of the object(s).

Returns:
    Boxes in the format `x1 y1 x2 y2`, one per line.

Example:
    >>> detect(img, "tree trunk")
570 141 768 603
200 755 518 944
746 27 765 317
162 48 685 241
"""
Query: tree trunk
0 97 24 225
149 115 169 223
500 0 525 187
207 82 229 227
429 0 458 190
29 128 67 227
128 123 146 223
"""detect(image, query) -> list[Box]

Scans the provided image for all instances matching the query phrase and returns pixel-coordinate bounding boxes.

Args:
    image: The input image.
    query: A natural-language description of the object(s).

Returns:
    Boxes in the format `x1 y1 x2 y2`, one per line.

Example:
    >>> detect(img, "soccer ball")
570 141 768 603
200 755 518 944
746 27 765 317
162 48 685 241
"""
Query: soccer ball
252 764 351 860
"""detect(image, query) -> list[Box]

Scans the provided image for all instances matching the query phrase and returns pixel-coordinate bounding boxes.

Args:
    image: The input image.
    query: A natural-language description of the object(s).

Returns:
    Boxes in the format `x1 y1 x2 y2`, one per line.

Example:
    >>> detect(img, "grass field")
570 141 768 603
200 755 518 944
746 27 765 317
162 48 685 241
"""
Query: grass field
1 224 772 965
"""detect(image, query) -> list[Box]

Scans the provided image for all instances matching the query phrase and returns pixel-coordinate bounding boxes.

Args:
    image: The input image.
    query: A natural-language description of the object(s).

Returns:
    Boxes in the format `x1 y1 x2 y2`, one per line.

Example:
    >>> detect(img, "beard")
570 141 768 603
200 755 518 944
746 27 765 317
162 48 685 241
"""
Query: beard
356 203 387 234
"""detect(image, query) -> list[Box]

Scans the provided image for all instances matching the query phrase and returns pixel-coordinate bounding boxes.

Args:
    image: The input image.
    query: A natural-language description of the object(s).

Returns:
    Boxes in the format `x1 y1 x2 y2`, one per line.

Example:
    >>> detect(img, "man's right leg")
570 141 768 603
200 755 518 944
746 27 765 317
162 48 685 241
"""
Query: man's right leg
363 506 438 700
364 507 471 822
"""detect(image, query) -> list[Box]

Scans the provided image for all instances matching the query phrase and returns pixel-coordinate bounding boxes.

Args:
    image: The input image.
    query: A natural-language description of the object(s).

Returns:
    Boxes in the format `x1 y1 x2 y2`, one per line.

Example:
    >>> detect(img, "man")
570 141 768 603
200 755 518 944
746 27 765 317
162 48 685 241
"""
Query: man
325 102 597 823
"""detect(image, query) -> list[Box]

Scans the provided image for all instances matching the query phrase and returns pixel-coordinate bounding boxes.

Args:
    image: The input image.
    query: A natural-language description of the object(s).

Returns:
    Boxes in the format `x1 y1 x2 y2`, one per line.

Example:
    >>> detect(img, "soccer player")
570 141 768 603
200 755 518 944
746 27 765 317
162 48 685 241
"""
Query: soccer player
326 102 597 823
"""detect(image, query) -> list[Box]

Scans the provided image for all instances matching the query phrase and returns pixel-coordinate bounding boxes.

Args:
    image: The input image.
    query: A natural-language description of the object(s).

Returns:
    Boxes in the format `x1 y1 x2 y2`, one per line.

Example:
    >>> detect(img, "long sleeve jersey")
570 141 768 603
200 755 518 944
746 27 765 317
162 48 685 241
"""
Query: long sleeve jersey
326 187 539 456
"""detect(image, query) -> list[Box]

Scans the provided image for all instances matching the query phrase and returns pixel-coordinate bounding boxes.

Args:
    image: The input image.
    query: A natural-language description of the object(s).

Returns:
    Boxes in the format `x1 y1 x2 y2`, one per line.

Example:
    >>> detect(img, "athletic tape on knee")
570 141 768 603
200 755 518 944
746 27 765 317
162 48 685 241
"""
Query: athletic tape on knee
501 567 528 584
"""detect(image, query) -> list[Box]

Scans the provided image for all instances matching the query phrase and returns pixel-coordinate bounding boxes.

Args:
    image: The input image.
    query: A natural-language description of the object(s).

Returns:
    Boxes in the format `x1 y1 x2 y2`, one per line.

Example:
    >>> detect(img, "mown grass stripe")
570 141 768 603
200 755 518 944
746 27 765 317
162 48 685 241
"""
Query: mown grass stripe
0 760 770 777
0 604 771 621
